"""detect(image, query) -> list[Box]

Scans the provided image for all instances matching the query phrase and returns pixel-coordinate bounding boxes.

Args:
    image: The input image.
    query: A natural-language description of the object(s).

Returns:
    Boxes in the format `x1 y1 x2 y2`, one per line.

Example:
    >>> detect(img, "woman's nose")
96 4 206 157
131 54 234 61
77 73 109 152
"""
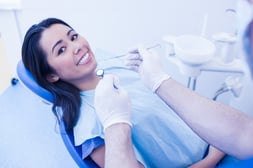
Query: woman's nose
72 43 82 55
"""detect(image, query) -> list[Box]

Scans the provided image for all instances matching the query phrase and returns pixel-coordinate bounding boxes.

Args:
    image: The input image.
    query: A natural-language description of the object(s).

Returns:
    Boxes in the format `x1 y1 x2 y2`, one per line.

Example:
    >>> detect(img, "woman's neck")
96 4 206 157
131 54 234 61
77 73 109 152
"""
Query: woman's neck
75 72 101 91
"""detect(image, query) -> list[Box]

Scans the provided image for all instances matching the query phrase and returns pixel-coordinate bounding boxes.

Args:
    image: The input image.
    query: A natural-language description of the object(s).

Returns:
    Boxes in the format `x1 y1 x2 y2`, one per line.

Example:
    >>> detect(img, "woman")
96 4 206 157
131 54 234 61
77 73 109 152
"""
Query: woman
21 17 223 168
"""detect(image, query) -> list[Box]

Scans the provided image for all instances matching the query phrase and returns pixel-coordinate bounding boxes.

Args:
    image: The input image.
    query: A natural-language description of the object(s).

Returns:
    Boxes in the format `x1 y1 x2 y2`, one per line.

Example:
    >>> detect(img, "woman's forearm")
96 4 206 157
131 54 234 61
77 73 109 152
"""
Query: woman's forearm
156 78 253 159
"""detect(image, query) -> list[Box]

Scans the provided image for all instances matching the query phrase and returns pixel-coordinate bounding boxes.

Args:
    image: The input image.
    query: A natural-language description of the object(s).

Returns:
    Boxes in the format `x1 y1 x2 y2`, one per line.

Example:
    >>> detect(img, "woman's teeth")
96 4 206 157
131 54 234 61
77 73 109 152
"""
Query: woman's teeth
78 53 89 65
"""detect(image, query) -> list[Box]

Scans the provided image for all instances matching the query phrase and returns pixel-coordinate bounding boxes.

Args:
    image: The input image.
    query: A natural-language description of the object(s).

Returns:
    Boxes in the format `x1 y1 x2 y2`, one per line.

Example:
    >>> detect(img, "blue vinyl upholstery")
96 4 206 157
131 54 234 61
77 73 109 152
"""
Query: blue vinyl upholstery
16 60 98 168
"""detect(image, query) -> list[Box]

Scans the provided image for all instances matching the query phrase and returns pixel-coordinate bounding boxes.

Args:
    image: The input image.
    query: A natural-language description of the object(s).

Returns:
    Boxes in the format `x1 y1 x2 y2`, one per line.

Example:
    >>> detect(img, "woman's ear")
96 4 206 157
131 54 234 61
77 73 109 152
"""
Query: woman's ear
46 74 60 83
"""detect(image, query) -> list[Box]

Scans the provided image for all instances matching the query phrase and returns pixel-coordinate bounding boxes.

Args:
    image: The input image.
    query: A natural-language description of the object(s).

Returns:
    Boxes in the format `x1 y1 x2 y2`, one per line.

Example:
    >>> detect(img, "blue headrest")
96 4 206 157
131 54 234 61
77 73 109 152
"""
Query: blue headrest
16 60 54 103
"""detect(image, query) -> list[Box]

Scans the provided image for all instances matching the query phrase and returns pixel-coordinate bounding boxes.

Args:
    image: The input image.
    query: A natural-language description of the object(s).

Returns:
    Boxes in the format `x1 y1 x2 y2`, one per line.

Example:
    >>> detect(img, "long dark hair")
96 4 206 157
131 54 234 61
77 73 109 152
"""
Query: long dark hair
21 18 81 132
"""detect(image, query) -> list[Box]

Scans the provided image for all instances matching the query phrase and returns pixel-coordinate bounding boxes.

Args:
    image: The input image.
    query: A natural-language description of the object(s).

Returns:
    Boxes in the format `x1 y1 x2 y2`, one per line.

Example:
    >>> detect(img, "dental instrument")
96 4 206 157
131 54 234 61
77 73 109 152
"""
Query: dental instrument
102 43 161 61
213 75 243 100
96 68 119 89
96 69 104 78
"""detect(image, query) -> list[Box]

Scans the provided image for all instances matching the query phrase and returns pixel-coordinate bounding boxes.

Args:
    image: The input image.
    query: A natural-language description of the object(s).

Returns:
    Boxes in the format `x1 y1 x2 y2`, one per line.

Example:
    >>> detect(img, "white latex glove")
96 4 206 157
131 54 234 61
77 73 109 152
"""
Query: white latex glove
94 74 132 130
125 47 170 92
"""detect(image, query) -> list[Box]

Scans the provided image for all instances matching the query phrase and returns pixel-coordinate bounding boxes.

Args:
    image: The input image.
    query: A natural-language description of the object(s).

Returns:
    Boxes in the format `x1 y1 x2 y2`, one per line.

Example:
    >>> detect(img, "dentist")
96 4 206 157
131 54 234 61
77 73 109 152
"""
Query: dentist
95 47 253 162
95 48 253 167
94 0 253 167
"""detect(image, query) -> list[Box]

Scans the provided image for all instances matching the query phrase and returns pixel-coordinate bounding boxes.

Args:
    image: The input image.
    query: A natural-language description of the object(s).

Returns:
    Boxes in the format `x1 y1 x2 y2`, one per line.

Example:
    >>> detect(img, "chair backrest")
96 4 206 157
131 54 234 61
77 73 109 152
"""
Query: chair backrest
58 119 98 168
16 60 98 168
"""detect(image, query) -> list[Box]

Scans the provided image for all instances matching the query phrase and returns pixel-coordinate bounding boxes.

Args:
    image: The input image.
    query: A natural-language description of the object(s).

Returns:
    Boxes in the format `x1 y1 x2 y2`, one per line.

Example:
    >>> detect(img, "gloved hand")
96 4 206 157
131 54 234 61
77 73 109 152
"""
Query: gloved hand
125 46 170 92
94 74 132 130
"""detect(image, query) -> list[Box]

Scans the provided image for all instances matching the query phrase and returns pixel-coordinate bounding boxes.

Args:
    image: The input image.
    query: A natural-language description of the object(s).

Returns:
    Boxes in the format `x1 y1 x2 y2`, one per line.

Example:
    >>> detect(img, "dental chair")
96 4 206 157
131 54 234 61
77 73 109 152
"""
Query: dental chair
16 60 99 168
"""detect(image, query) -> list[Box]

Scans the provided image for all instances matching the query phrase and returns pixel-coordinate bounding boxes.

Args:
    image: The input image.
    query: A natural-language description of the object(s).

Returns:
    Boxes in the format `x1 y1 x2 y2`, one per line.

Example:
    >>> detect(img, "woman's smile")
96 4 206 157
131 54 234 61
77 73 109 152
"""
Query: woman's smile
77 52 91 65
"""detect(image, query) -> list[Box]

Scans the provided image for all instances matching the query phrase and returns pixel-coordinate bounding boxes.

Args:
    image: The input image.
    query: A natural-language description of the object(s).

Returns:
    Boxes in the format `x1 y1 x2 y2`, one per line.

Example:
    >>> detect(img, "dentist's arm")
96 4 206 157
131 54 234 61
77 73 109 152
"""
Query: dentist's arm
157 77 253 159
94 74 143 168
104 123 139 168
125 47 253 159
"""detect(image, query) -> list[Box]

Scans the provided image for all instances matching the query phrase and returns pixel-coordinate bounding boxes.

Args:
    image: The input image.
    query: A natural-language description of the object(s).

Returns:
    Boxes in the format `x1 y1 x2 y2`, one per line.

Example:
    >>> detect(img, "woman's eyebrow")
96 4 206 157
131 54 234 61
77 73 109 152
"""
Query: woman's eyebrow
67 29 74 36
52 40 62 53
51 29 74 53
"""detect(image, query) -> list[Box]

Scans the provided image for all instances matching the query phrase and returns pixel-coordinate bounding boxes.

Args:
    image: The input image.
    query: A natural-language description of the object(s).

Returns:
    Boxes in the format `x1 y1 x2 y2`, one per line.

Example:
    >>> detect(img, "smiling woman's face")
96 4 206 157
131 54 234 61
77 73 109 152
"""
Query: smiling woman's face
39 23 98 88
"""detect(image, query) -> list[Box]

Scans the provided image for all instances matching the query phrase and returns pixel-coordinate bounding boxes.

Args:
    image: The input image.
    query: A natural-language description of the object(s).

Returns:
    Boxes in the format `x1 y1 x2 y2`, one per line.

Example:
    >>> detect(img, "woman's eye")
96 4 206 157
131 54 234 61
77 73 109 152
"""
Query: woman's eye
58 47 66 55
71 34 78 41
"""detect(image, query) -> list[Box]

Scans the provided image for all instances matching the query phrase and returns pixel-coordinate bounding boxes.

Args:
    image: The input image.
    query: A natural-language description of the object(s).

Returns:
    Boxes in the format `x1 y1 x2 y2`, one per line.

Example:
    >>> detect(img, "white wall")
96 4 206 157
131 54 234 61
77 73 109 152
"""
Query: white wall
0 10 21 93
1 0 237 96
2 0 237 64
18 0 236 54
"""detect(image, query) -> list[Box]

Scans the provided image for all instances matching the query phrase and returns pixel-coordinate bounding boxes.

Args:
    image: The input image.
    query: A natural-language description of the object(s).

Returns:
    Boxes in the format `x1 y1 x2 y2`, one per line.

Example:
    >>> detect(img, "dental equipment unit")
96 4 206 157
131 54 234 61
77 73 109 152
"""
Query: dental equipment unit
163 34 245 92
